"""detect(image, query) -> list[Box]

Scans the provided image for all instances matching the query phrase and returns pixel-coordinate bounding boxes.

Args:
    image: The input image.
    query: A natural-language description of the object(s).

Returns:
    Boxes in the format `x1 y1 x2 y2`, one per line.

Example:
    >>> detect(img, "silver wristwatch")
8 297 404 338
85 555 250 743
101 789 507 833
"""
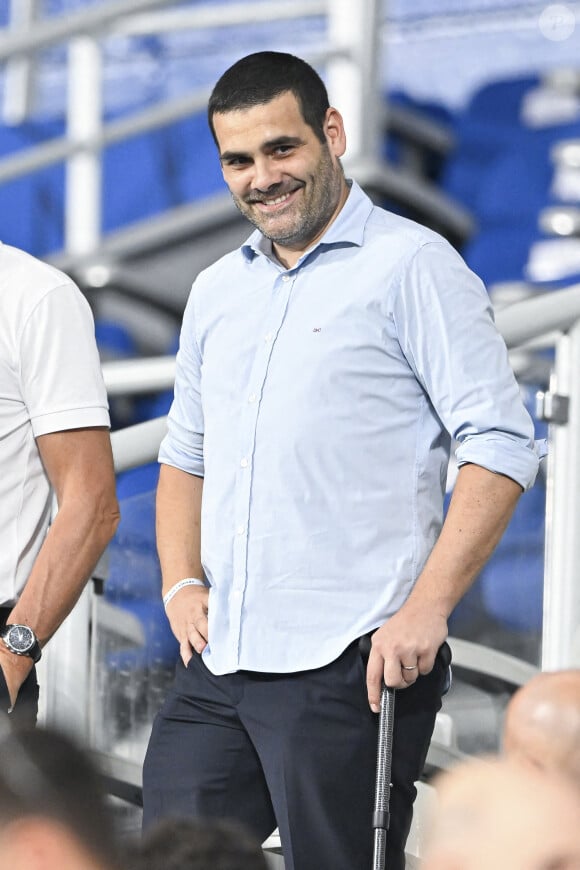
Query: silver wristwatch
0 624 42 663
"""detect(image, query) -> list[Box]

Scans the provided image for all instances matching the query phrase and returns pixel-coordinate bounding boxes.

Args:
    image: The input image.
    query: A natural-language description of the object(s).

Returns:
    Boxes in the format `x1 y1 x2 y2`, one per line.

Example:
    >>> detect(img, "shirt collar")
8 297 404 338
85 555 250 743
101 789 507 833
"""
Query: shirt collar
241 179 373 264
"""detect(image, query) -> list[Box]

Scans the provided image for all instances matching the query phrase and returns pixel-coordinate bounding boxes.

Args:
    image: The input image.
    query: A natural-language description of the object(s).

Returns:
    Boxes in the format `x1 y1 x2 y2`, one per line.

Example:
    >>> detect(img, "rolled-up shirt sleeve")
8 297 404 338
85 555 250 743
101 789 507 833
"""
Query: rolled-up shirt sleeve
158 288 205 477
393 240 540 491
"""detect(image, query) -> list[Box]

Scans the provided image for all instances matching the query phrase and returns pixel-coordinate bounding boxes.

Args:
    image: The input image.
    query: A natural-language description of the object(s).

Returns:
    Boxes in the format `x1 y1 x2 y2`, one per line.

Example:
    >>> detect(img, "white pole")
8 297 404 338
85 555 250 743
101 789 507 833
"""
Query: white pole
65 36 103 256
542 319 580 669
43 37 104 735
3 0 40 124
38 585 92 737
326 0 382 164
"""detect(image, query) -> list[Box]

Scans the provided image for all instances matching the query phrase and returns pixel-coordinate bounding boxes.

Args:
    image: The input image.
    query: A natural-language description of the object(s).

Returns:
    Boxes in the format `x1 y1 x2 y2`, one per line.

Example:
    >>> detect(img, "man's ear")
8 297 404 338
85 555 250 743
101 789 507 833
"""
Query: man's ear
323 107 347 159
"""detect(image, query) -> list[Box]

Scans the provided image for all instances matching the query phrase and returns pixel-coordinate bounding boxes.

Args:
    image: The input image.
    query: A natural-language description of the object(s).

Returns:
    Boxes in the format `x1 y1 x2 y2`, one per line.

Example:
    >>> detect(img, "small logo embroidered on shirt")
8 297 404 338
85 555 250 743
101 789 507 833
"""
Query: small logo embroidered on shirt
312 327 321 332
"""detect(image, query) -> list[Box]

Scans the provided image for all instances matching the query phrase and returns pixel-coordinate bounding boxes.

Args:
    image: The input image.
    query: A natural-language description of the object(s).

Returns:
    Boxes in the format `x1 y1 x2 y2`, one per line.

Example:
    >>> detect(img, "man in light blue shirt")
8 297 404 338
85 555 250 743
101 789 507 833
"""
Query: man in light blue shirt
143 52 540 870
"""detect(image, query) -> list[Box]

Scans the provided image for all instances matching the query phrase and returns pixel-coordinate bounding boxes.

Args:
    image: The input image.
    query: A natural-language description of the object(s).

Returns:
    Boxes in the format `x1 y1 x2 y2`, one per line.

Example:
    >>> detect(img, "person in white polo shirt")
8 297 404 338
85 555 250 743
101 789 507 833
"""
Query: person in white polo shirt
0 241 119 727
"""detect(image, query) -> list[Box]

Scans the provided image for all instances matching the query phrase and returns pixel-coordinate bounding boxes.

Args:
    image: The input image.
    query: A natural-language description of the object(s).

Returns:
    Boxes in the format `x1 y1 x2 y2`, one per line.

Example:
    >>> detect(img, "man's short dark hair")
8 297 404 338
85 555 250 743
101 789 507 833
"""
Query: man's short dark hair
208 51 330 145
0 724 120 868
128 817 269 870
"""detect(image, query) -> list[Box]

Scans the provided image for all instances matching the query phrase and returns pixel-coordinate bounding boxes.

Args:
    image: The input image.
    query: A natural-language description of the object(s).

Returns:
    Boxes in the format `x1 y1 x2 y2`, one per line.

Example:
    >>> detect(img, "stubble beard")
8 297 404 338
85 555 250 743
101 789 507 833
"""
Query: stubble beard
231 147 344 249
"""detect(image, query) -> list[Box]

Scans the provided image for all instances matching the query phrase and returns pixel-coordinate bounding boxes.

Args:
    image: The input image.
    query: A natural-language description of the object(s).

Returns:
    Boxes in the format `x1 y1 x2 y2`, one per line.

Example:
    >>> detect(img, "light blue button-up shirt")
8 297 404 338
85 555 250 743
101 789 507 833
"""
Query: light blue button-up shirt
160 181 539 675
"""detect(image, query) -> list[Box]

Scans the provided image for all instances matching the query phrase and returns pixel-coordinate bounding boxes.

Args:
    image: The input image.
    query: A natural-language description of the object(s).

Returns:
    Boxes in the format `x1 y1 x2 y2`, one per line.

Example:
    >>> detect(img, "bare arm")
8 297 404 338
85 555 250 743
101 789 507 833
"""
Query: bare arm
0 427 119 704
366 463 522 710
156 463 207 666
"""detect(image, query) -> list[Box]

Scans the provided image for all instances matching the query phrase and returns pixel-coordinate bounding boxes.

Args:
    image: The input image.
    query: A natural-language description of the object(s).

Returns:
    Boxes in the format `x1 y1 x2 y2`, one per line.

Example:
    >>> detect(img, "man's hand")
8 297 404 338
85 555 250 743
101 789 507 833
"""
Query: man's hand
165 585 209 666
366 601 448 712
0 646 34 710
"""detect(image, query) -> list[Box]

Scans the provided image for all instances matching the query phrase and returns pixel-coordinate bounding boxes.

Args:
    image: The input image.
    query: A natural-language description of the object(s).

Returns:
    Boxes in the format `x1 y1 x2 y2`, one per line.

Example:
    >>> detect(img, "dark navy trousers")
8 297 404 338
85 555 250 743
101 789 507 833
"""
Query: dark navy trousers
143 638 447 870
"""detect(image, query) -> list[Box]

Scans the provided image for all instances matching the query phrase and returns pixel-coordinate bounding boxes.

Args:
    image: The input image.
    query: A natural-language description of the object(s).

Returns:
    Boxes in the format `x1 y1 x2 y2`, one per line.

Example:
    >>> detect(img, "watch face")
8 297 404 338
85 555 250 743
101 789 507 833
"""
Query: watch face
6 625 34 653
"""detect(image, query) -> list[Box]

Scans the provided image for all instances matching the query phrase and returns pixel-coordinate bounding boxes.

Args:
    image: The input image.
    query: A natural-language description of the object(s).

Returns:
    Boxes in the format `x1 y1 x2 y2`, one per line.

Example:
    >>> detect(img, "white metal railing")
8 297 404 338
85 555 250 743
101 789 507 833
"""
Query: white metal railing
541 318 580 670
0 0 175 61
499 283 580 670
494 282 580 345
0 0 362 259
1 0 473 264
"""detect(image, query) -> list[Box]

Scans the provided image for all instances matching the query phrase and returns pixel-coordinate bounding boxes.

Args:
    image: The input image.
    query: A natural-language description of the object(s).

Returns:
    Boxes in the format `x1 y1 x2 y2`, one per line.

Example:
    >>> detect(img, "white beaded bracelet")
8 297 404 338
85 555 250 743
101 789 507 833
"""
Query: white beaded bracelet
163 577 205 608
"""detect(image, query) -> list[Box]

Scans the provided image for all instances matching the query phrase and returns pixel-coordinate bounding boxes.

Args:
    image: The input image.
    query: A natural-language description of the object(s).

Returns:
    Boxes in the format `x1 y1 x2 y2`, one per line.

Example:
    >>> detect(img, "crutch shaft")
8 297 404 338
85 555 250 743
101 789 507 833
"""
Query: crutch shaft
372 683 396 870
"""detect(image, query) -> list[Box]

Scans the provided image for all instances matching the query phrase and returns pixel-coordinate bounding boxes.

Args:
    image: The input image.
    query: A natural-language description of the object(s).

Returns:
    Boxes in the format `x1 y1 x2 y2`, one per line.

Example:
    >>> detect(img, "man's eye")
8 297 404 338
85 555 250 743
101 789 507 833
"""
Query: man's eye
224 158 250 168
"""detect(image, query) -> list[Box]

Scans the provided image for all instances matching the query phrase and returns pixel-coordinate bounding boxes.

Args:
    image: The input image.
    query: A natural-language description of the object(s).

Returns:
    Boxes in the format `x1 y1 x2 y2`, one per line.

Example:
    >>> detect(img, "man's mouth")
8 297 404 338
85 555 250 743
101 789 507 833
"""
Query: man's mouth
249 188 299 212
264 193 291 206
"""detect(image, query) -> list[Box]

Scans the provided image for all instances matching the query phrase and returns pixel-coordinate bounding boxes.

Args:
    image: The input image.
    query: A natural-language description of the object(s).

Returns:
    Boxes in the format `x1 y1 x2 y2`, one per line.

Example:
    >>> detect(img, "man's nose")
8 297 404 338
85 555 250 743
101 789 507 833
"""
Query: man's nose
251 158 283 192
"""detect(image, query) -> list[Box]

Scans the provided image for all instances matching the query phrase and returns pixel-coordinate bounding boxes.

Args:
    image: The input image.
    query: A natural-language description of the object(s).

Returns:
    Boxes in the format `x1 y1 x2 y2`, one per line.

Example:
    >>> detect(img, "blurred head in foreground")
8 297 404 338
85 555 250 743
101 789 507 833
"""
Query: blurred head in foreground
503 669 580 788
127 816 269 870
0 722 119 869
421 756 580 870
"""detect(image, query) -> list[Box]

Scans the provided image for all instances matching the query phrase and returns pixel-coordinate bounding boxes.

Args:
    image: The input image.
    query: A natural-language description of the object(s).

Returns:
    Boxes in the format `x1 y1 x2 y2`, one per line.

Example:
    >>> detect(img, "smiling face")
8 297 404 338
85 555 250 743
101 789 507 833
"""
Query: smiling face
213 91 349 267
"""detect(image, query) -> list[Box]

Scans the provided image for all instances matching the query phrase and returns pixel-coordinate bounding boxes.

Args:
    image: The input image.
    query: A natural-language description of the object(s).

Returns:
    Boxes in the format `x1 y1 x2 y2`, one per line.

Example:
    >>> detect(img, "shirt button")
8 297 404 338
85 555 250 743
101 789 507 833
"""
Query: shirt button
282 274 290 282
240 458 248 468
236 524 245 535
248 393 257 403
264 332 273 343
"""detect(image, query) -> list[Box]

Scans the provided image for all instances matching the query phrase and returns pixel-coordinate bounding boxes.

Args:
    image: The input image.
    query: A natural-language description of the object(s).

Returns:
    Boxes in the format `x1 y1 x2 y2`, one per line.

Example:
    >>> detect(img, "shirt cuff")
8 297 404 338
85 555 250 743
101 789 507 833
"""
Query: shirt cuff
31 406 110 437
456 435 542 491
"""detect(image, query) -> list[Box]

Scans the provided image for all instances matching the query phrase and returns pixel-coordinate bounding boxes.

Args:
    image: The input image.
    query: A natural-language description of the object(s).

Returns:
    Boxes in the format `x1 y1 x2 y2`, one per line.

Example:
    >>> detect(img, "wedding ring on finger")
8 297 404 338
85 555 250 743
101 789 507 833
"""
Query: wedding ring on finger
402 664 418 671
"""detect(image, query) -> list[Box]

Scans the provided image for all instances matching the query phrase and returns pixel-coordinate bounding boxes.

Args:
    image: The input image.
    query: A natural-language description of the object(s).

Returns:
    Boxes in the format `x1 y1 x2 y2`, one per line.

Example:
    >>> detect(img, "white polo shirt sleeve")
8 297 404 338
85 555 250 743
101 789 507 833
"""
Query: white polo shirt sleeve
20 283 109 436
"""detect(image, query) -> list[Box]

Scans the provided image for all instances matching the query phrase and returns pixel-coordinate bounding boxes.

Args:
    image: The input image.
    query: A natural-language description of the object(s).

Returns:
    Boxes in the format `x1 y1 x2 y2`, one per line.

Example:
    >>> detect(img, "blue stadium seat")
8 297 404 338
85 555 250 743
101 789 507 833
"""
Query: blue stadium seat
104 599 178 671
0 120 65 255
480 478 545 632
163 111 226 204
450 384 547 636
95 318 138 360
102 120 177 231
439 68 580 217
116 462 160 500
463 224 580 289
104 474 179 669
464 75 541 125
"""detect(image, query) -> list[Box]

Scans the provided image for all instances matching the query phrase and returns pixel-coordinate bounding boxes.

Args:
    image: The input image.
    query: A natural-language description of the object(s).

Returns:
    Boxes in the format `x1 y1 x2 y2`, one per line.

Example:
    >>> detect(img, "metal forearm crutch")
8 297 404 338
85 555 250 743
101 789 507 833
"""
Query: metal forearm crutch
372 683 396 870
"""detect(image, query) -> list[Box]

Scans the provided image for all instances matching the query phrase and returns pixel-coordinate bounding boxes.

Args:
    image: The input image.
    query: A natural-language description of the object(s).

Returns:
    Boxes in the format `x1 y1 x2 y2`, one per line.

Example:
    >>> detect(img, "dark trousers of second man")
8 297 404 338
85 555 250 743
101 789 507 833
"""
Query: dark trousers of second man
143 638 448 870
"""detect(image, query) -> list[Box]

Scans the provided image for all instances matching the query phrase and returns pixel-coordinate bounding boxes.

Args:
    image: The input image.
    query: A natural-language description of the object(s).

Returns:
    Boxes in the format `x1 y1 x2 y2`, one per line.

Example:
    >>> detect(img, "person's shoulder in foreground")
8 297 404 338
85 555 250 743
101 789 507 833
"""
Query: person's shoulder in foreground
422 755 580 870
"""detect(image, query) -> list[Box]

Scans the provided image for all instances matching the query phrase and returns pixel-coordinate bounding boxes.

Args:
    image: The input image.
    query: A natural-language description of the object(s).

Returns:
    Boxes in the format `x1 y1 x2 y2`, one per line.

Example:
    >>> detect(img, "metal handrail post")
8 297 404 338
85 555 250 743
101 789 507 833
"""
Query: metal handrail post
42 36 107 735
3 0 40 124
66 35 103 256
326 0 382 164
0 0 176 61
542 319 580 669
37 584 92 737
